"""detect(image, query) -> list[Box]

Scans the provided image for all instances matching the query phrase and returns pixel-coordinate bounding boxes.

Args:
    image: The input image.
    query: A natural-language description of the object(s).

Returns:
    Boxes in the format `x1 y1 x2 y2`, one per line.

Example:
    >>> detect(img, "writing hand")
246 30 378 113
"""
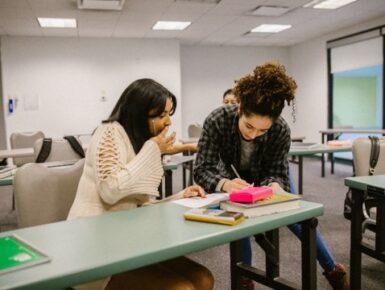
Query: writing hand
222 178 250 193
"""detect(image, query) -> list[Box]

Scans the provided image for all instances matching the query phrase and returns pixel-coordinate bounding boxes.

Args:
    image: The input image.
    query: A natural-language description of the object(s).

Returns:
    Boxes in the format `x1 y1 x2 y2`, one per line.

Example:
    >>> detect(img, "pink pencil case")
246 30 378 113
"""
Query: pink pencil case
229 186 273 203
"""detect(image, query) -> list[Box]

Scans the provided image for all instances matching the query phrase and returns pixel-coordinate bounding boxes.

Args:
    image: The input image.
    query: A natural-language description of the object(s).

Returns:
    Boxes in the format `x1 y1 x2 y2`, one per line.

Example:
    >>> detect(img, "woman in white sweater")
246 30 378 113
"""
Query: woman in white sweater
67 79 214 290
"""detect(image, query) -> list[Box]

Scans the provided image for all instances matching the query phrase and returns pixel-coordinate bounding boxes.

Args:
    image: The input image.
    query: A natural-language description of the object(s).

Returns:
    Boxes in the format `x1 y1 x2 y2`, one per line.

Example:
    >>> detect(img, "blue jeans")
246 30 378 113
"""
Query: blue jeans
242 166 336 273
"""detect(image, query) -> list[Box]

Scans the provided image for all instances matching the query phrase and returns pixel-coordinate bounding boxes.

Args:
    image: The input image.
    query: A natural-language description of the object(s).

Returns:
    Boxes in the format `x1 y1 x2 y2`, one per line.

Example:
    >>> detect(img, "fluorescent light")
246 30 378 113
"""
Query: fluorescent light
38 18 77 28
304 0 357 9
152 21 191 31
251 24 291 33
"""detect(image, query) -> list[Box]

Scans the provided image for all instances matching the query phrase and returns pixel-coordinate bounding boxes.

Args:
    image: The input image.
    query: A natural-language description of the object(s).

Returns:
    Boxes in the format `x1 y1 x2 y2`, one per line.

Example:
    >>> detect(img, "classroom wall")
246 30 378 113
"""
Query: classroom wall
180 45 291 138
289 14 385 142
0 37 181 146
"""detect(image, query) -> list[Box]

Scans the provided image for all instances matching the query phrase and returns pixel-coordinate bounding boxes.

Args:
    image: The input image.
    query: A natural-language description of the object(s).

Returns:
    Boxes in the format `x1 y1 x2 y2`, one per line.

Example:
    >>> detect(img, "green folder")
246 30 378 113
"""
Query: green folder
0 234 51 275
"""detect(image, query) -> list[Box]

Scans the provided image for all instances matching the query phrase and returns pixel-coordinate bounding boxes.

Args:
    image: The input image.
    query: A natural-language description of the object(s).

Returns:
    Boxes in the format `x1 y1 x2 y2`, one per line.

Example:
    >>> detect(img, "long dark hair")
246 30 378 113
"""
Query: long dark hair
104 79 177 153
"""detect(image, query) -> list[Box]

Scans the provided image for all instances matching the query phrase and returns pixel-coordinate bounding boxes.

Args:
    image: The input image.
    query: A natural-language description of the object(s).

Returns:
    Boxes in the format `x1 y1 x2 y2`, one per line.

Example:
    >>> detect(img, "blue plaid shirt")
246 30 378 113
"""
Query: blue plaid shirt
194 105 291 193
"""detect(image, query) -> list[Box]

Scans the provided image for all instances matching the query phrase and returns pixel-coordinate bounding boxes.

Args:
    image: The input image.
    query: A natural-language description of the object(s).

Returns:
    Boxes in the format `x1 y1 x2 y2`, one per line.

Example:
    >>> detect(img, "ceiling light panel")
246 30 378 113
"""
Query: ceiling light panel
37 18 77 28
251 24 292 33
152 21 191 30
304 0 358 9
251 6 291 17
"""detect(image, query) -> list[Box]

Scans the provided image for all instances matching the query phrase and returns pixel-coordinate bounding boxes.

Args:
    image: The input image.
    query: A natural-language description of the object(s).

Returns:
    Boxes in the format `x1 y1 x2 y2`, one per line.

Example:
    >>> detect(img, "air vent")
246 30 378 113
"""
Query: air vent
77 0 125 11
250 6 291 17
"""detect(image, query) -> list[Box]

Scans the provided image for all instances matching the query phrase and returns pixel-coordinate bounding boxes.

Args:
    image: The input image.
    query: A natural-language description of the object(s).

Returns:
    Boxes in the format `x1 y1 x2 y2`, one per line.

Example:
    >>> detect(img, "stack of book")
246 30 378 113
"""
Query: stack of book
220 193 301 218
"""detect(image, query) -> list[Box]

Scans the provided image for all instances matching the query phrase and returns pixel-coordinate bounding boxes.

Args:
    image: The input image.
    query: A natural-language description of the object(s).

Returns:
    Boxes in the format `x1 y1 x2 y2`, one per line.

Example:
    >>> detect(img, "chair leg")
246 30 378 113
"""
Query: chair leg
12 192 15 211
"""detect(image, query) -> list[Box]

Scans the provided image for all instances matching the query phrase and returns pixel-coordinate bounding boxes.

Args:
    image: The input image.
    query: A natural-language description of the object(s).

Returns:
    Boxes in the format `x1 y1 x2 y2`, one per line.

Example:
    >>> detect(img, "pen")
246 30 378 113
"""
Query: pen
230 164 241 179
230 164 254 187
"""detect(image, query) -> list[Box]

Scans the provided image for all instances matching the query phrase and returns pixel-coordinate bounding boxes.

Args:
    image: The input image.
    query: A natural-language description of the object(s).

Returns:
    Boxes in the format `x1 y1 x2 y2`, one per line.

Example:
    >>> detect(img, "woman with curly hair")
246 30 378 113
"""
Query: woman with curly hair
194 61 348 290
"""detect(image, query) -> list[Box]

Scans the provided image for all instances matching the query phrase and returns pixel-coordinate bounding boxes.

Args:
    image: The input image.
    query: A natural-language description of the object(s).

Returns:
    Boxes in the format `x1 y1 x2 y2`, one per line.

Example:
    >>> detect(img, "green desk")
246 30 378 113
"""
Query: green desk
0 201 323 290
162 155 195 197
289 145 352 195
0 176 13 186
345 175 385 290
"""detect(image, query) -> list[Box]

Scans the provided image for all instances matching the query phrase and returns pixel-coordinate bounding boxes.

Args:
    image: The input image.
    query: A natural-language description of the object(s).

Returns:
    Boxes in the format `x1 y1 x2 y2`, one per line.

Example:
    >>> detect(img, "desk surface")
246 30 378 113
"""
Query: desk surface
0 175 12 186
0 201 323 290
345 175 385 193
0 148 34 159
163 155 195 170
320 129 385 134
288 144 351 156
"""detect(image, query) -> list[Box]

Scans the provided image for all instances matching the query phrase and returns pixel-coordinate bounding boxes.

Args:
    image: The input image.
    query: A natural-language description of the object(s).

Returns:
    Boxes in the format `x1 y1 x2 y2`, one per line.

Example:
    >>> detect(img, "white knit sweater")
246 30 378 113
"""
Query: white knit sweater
67 121 182 290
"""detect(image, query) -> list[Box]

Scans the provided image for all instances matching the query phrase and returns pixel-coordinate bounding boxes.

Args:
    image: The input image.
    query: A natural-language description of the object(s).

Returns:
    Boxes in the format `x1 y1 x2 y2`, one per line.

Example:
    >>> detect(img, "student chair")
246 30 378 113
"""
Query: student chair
187 123 203 138
33 136 84 163
13 159 84 228
10 131 45 166
352 137 385 232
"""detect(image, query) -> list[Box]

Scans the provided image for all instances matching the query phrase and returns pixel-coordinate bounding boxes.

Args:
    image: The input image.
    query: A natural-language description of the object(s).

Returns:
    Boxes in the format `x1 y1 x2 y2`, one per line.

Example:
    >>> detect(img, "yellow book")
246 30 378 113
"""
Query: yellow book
184 208 244 226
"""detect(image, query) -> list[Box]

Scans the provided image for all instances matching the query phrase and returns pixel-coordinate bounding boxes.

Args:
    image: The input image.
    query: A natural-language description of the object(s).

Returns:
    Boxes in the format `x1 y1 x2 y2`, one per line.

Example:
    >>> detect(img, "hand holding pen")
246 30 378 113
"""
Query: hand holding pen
221 164 251 192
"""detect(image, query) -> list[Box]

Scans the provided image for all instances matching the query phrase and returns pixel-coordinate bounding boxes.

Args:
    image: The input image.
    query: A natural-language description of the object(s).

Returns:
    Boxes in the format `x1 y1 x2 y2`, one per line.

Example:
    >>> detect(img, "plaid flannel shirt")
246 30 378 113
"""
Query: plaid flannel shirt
194 105 291 193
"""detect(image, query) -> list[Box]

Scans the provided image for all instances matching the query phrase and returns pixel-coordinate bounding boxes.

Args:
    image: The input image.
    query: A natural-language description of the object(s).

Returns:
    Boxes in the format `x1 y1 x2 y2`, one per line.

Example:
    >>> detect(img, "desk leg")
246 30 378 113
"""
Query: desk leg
351 188 364 290
230 240 243 290
375 199 385 252
321 133 325 178
298 156 303 195
182 165 186 188
301 218 317 290
189 160 193 186
164 170 173 197
331 152 334 174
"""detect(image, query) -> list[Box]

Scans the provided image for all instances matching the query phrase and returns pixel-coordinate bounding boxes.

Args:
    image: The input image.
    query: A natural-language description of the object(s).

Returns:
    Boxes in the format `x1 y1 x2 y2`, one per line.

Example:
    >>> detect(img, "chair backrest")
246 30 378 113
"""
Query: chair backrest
188 123 203 138
352 137 385 176
13 159 85 228
33 137 84 163
10 131 45 166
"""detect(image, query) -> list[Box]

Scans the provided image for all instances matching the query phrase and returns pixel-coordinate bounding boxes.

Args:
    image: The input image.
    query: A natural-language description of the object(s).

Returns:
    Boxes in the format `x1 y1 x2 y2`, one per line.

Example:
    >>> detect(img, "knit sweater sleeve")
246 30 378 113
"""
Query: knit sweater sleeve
95 124 164 205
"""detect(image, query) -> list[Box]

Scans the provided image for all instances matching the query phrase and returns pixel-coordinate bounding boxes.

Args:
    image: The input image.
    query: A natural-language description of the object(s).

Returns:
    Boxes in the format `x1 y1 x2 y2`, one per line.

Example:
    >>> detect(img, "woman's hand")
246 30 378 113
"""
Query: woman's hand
183 185 206 198
268 182 286 194
222 178 250 193
151 127 176 154
163 143 198 155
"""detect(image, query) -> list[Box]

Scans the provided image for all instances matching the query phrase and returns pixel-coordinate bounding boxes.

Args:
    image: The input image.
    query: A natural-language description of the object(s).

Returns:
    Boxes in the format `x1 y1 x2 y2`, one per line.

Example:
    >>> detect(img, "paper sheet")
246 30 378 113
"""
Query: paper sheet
173 193 229 208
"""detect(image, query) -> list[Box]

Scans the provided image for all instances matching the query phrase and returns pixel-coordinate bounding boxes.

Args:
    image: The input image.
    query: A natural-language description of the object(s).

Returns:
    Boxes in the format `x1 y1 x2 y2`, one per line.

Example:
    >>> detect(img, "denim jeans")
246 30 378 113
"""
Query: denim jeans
241 166 336 273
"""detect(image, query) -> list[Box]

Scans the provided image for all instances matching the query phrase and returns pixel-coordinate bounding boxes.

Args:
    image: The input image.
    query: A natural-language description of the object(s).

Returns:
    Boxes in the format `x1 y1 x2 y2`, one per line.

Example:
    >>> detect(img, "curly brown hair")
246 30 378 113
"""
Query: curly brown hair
233 61 297 119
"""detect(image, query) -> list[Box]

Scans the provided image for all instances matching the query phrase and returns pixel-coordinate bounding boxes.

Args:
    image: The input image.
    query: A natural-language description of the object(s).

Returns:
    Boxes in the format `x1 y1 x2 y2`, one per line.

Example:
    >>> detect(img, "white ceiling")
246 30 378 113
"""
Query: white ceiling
0 0 385 47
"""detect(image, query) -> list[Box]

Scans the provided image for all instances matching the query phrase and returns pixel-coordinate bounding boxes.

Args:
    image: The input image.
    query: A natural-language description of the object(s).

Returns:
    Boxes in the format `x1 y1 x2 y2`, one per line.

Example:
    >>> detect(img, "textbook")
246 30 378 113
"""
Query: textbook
220 193 301 218
0 234 51 275
0 165 17 179
290 142 320 149
184 208 244 226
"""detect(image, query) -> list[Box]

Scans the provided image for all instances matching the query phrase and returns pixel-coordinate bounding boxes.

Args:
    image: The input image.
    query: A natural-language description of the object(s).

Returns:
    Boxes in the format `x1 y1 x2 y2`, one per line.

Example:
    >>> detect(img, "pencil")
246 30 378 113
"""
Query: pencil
230 164 241 179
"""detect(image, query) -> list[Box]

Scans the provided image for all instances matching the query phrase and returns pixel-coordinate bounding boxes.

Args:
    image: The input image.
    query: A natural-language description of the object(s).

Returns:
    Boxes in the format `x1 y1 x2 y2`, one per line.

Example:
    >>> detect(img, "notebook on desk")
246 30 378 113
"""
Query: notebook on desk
0 234 51 275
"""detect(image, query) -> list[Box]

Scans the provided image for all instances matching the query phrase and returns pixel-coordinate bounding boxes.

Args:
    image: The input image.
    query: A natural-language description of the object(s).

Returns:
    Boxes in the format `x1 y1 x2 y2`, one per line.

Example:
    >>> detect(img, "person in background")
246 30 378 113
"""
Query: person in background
68 79 214 290
194 62 348 290
222 88 238 105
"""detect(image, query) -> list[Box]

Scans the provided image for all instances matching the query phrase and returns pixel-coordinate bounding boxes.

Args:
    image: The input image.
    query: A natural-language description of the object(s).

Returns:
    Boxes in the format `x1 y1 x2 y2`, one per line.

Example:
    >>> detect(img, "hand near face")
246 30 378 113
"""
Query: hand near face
151 126 176 154
222 178 250 193
183 185 206 198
